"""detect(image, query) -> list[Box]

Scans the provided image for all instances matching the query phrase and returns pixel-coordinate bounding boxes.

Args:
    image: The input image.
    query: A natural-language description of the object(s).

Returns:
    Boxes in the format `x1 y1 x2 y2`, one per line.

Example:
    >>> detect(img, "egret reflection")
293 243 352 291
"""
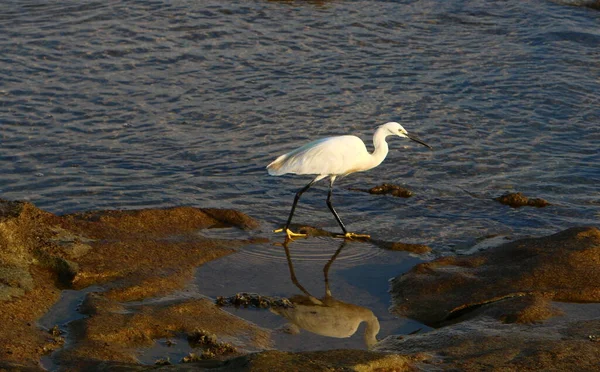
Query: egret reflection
272 240 380 349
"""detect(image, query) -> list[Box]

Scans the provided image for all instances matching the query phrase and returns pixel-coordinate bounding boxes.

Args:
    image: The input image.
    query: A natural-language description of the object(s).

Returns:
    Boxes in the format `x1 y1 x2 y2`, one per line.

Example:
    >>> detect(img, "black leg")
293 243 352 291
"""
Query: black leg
326 177 348 235
284 178 318 230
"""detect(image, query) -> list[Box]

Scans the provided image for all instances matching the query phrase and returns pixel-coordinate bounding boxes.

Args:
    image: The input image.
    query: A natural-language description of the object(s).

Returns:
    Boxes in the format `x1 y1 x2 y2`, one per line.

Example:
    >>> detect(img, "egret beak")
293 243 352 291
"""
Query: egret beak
407 133 432 150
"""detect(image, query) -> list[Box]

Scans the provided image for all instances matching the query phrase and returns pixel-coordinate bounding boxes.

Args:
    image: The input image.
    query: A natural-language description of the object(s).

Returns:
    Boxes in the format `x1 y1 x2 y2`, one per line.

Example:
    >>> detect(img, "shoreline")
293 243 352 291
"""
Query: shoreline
0 199 598 370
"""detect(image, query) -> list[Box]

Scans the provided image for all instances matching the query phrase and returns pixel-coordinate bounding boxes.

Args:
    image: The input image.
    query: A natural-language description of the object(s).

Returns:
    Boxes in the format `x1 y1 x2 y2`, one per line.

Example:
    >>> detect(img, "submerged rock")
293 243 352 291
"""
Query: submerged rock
370 239 431 254
495 192 549 208
349 183 413 198
552 0 600 10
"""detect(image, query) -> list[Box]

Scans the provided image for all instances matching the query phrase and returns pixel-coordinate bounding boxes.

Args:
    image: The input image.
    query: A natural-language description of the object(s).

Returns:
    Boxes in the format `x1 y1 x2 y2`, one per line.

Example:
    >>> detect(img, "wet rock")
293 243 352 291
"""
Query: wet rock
216 292 294 309
0 267 63 367
349 183 413 198
0 361 46 372
375 304 600 371
154 357 172 366
0 199 262 368
48 350 423 371
0 200 68 365
384 227 600 370
0 265 34 301
285 224 431 253
391 226 600 326
0 199 58 268
219 349 422 371
78 292 127 315
54 295 270 369
187 329 237 360
63 206 259 239
495 192 549 208
370 240 431 254
54 207 259 300
49 226 94 259
552 0 600 10
34 249 80 287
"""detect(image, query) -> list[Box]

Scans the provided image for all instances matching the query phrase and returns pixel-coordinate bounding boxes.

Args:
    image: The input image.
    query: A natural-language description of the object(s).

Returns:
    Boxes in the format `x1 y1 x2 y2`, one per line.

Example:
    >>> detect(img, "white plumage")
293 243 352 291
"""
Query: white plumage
267 122 431 240
267 135 371 177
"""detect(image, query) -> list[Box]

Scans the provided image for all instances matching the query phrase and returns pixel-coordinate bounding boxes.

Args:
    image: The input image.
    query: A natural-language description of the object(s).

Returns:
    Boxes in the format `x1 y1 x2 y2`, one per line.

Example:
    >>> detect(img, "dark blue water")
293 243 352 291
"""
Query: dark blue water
2 0 600 360
1 0 598 251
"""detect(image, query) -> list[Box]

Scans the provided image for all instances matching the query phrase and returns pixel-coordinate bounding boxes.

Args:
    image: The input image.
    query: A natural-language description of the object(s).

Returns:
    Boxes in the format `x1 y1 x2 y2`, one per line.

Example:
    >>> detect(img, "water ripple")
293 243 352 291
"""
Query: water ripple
0 0 598 252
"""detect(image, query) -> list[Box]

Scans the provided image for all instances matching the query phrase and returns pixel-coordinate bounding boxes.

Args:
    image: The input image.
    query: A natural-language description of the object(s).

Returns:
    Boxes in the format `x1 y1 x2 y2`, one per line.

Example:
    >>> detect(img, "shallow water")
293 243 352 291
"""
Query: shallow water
2 0 599 361
191 237 428 352
1 0 599 248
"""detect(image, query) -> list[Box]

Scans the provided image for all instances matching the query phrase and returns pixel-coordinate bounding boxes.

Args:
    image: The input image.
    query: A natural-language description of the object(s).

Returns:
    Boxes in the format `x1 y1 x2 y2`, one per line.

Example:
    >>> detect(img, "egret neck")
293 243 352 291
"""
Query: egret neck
368 125 391 171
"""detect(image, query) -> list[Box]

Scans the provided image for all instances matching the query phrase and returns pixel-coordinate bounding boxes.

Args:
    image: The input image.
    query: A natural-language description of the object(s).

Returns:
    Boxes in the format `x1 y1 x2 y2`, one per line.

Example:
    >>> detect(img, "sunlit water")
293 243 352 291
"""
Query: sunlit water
2 0 599 362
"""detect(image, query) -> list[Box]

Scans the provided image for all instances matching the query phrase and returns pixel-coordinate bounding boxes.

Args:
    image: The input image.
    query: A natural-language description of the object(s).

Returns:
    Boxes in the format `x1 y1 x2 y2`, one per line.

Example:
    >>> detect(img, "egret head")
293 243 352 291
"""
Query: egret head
381 122 432 149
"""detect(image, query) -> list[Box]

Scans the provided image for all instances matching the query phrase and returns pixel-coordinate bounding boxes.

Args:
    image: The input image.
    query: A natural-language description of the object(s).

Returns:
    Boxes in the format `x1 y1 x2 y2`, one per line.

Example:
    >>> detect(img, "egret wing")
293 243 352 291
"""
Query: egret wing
267 135 368 176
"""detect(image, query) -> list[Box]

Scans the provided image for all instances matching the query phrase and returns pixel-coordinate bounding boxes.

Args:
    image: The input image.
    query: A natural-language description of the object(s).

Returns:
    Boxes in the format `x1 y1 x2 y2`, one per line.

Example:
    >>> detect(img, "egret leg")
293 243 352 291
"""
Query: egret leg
327 177 370 240
326 176 348 235
274 178 319 239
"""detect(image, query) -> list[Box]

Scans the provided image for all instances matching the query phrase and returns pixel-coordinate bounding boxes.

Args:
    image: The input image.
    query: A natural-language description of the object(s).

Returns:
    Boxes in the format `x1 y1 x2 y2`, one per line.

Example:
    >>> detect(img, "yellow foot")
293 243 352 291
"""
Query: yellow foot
273 228 307 240
342 232 371 240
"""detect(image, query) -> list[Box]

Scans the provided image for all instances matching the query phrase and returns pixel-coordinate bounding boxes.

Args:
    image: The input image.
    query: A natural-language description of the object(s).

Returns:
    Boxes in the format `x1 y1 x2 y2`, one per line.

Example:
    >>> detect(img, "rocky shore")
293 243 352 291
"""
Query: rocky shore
1 199 598 371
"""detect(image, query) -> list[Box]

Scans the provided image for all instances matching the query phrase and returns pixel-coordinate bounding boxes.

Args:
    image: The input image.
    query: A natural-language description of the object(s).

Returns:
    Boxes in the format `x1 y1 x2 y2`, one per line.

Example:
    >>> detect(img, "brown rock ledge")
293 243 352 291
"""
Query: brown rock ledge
0 199 264 368
383 226 600 371
391 226 600 326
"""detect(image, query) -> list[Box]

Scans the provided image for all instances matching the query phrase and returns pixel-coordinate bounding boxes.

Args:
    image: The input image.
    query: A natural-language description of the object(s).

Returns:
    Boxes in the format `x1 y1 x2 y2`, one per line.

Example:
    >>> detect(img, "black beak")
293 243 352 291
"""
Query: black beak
407 133 432 150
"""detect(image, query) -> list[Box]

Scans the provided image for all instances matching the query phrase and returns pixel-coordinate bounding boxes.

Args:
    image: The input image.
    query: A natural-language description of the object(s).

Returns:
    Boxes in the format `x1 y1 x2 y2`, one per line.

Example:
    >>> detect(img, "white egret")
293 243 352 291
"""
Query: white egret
267 122 432 240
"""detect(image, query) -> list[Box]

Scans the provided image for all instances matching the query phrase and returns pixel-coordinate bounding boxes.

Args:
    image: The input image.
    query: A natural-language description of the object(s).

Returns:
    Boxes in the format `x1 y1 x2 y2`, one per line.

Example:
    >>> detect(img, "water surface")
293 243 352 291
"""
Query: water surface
1 0 599 360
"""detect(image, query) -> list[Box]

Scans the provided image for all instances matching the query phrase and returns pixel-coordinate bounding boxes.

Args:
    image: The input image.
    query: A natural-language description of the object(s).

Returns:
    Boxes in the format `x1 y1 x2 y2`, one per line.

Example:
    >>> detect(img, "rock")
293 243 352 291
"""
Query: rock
370 240 431 254
218 349 422 371
216 292 294 309
349 183 413 198
0 284 26 302
0 266 34 301
0 199 262 368
50 207 260 300
48 349 423 371
375 303 600 371
63 206 259 239
0 199 58 268
0 267 63 368
282 225 431 253
54 295 270 369
49 226 94 259
494 192 549 208
384 227 600 370
552 0 600 10
0 200 67 365
391 226 600 326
